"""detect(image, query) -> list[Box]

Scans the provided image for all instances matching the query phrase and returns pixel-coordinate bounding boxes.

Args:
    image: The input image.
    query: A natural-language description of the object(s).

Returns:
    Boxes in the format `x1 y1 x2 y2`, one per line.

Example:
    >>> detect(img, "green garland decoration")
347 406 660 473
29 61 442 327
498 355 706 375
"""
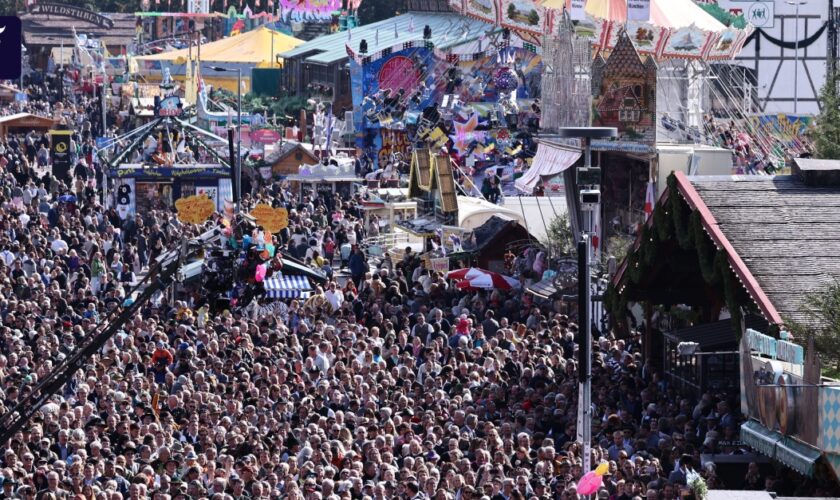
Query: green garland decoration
653 202 673 242
718 254 743 334
693 212 720 286
669 176 693 249
640 224 658 267
607 173 759 339
628 250 643 285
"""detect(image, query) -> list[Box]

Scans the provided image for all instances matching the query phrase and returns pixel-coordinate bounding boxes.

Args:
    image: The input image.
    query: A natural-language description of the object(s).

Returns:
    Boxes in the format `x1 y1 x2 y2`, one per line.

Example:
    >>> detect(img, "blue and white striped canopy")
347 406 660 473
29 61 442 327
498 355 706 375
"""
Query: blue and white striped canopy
264 274 313 299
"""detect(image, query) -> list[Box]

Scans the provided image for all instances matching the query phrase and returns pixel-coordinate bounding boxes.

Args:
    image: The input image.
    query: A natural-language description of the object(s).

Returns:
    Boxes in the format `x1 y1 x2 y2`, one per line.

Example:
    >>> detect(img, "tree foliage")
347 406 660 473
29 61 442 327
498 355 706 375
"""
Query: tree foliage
357 0 400 25
813 70 840 159
799 280 840 370
542 212 575 258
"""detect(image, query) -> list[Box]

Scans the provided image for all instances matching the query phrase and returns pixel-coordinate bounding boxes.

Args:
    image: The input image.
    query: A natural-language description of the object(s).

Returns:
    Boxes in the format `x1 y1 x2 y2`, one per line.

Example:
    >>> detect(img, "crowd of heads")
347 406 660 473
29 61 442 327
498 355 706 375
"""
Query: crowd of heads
0 73 836 500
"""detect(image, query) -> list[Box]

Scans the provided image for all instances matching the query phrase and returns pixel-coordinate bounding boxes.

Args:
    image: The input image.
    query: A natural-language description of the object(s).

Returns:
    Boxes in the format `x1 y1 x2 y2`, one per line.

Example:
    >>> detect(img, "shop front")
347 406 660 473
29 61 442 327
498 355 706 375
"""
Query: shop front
739 329 840 482
109 164 232 217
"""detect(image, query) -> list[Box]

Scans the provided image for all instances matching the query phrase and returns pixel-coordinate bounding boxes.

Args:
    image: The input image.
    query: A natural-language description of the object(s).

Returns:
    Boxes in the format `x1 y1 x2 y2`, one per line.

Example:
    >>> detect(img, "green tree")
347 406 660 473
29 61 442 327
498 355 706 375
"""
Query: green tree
507 4 516 19
527 9 539 26
357 0 400 25
797 280 840 371
542 212 575 258
814 70 840 159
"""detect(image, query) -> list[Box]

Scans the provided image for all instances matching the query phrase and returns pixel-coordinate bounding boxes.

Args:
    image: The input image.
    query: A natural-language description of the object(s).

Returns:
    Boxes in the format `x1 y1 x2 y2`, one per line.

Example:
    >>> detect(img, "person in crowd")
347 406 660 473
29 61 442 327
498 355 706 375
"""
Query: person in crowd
0 67 830 500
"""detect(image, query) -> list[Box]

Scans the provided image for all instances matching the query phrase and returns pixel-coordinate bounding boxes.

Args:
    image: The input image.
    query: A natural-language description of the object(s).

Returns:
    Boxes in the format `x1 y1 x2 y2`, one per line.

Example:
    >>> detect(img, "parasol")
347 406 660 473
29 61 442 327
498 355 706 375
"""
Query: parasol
451 0 750 61
447 268 520 290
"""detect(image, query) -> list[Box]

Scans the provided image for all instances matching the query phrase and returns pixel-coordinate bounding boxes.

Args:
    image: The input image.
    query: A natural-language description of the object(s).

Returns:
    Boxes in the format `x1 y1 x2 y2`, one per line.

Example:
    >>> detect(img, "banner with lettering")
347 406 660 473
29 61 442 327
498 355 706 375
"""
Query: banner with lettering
627 0 650 22
569 0 586 21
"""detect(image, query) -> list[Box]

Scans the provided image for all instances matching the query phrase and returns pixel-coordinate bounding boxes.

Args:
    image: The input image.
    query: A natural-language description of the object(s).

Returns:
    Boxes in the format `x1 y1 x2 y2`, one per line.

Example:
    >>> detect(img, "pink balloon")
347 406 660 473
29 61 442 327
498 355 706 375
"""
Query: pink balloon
577 471 603 496
255 264 267 283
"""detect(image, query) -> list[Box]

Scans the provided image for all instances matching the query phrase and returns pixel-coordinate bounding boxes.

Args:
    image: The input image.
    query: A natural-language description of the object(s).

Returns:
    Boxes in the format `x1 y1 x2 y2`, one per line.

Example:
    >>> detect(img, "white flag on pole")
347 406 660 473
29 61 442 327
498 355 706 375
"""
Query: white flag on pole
627 0 651 21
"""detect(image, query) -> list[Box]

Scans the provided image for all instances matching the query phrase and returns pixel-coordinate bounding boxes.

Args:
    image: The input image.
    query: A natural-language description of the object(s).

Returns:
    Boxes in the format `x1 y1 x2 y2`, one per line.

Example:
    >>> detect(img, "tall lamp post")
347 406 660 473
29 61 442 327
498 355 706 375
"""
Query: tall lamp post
209 65 242 214
19 44 26 92
787 0 808 114
556 126 617 475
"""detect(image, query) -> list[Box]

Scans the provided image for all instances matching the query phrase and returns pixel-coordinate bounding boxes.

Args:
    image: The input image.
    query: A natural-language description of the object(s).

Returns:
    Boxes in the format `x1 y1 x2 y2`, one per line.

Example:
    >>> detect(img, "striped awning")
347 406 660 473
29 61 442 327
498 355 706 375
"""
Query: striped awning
264 275 312 299
775 436 821 477
740 420 780 459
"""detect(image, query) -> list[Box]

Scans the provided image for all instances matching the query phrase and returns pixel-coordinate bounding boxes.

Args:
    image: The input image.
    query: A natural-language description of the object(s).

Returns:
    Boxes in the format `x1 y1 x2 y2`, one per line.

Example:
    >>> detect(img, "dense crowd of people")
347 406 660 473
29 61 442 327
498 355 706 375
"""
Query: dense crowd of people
0 71 836 500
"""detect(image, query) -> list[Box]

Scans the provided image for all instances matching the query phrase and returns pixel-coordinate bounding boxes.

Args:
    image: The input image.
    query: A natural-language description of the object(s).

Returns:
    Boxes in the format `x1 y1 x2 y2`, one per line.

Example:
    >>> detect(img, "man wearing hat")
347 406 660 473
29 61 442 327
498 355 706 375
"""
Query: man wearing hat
0 477 18 499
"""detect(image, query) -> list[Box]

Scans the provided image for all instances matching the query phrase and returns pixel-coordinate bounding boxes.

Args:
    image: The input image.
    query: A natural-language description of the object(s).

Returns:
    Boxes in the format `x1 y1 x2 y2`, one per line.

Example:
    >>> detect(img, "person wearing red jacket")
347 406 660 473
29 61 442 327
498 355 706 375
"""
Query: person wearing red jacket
151 341 173 367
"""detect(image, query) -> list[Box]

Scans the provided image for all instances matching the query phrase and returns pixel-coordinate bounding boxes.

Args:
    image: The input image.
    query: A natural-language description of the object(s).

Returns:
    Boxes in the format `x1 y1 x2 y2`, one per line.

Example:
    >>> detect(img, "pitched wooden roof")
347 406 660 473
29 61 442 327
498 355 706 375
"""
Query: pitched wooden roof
601 31 648 79
267 142 317 165
686 174 840 328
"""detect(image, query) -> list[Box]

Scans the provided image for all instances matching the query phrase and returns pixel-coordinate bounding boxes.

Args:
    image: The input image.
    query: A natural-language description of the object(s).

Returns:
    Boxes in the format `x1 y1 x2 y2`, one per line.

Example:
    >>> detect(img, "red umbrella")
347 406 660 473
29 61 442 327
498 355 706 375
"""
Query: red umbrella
447 268 520 290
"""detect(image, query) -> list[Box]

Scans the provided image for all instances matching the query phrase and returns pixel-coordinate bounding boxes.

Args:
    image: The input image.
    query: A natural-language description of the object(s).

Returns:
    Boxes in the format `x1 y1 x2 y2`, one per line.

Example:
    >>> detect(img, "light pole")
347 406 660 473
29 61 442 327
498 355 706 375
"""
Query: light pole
209 65 242 214
787 0 808 114
557 126 617 475
19 44 26 92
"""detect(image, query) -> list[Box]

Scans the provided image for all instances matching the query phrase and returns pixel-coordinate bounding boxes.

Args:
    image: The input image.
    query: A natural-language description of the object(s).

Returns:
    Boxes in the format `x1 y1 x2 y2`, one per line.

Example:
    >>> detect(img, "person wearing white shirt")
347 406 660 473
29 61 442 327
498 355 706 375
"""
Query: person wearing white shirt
314 341 331 374
324 282 344 312
50 239 68 255
0 247 14 266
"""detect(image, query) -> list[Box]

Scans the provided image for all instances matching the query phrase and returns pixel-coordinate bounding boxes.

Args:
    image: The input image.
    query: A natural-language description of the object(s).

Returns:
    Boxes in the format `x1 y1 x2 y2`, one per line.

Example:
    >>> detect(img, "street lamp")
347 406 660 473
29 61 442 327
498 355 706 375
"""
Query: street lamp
556 126 617 476
209 65 242 214
786 0 807 114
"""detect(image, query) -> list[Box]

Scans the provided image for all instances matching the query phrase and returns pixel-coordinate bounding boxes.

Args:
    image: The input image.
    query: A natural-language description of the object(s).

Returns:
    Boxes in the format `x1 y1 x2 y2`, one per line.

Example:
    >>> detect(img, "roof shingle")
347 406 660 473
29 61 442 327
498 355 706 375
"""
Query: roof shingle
688 175 840 328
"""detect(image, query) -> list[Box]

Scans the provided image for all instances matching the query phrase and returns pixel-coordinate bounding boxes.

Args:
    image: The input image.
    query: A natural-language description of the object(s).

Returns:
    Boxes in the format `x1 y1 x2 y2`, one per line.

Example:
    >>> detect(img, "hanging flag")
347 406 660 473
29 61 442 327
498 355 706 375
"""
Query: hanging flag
627 0 651 22
644 180 655 219
569 0 586 21
347 27 352 41
408 16 415 33
375 29 379 45
591 209 600 253
394 22 398 39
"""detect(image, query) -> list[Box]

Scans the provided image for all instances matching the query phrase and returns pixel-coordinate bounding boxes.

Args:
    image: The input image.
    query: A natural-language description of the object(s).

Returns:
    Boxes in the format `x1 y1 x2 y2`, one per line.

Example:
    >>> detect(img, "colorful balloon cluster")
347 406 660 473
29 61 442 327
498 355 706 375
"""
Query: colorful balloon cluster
578 462 611 496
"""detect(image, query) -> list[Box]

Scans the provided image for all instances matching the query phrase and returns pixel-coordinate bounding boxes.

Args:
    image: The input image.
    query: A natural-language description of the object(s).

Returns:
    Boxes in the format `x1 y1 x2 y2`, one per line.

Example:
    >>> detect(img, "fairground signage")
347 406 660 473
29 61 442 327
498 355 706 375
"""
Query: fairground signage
155 95 183 118
30 3 115 29
746 328 804 365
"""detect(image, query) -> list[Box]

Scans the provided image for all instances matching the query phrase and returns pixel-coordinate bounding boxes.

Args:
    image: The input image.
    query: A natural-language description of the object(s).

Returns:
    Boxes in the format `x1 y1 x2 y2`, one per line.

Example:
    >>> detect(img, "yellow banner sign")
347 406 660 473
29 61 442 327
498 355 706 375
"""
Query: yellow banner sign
250 204 289 233
175 195 215 225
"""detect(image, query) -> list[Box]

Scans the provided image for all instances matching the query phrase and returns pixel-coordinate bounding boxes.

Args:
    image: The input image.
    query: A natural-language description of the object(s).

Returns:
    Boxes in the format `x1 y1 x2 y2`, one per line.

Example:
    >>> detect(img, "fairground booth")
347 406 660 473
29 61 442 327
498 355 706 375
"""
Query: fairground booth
134 25 303 93
0 114 56 137
100 95 235 217
506 0 821 262
606 165 840 484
